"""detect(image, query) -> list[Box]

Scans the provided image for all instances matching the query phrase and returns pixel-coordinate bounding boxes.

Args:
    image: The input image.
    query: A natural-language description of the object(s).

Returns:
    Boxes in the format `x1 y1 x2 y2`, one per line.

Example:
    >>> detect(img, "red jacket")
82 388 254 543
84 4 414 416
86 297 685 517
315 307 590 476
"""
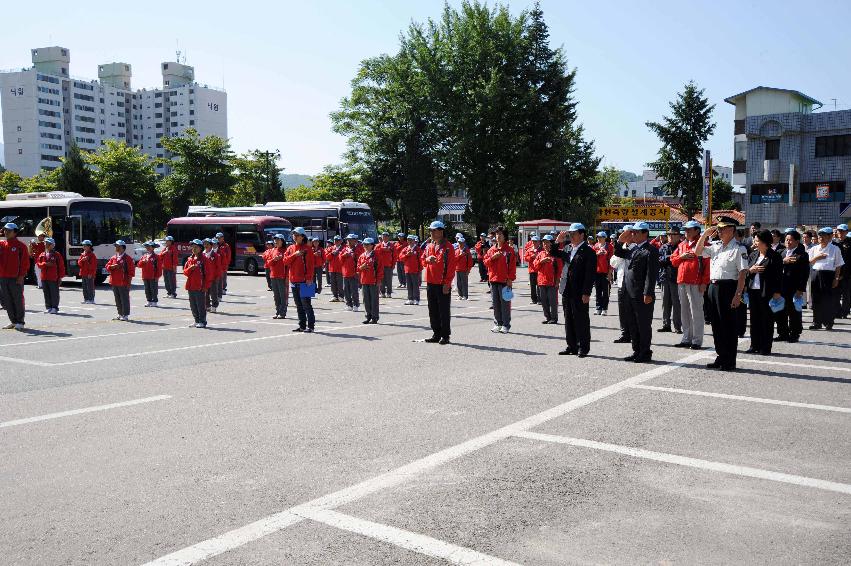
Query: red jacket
375 241 395 268
217 242 231 271
283 243 315 283
183 254 213 291
312 246 325 268
483 242 517 283
262 248 273 268
593 242 614 274
357 250 381 285
393 240 407 263
0 237 31 278
670 239 710 285
138 251 163 280
266 247 288 279
400 244 421 274
159 244 179 271
203 250 220 280
37 250 66 281
326 243 346 273
532 250 564 287
524 245 542 273
105 254 135 287
421 240 457 285
455 245 474 273
77 250 98 278
339 245 362 278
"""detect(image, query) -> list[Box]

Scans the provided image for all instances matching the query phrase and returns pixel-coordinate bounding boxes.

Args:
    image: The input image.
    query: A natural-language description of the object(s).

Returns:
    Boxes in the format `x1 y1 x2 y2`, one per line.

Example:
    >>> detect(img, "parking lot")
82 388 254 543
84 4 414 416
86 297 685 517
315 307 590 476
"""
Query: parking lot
1 270 849 565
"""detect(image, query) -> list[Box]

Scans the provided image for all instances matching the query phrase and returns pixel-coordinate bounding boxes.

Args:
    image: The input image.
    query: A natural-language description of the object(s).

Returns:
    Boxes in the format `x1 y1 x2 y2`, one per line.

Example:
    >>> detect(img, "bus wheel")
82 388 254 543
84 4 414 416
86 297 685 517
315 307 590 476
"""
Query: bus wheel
245 259 259 277
95 273 108 286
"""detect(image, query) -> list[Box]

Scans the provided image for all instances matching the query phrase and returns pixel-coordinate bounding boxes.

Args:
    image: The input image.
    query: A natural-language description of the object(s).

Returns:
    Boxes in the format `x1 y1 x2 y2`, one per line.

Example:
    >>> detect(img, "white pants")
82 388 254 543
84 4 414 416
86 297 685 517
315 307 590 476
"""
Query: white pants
678 283 704 346
34 265 43 288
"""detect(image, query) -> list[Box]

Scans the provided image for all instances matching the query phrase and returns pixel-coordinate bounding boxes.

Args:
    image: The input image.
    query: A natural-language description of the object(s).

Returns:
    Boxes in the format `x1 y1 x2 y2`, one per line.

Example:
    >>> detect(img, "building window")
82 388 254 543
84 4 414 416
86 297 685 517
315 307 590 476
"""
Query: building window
17 125 22 132
155 103 162 108
155 123 163 128
815 134 851 158
18 149 23 155
155 112 163 118
189 120 195 126
765 139 780 160
171 122 178 127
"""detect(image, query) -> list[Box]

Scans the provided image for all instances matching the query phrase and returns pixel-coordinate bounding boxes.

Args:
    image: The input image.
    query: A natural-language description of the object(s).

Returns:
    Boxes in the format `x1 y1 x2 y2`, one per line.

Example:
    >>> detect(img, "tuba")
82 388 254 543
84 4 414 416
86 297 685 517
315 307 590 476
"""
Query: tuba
35 217 53 237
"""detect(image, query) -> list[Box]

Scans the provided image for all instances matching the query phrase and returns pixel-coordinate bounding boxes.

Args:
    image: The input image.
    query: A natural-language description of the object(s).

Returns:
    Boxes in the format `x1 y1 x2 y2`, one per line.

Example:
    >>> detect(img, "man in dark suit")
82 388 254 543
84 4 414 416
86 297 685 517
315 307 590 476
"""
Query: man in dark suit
553 223 597 357
614 221 659 363
776 229 809 342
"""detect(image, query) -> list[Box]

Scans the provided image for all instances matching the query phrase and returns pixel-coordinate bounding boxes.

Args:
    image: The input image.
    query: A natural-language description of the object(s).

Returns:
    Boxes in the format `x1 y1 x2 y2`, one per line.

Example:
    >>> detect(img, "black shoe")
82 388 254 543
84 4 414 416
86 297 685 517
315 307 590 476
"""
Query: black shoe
542 319 551 324
577 351 589 358
622 354 637 362
369 319 378 324
809 324 822 330
826 324 834 330
706 360 721 369
720 364 737 372
775 335 789 342
674 342 691 348
439 337 450 345
657 326 671 333
674 329 683 334
558 349 577 356
689 344 703 350
304 328 314 333
759 351 772 356
613 337 630 344
292 327 304 332
744 348 758 354
548 320 559 324
424 336 440 343
787 336 799 343
362 319 371 324
634 351 653 363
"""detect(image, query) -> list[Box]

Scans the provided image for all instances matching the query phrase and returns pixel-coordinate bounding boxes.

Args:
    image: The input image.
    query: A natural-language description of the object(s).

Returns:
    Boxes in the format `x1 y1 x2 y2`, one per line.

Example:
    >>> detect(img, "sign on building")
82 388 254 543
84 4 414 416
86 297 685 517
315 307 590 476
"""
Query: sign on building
815 184 831 201
597 206 670 221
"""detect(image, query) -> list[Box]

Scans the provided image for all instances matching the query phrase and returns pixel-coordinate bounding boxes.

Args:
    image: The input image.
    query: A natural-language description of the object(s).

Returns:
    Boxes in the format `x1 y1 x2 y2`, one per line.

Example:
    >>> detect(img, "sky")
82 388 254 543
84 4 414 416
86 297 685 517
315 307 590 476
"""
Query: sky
2 0 850 176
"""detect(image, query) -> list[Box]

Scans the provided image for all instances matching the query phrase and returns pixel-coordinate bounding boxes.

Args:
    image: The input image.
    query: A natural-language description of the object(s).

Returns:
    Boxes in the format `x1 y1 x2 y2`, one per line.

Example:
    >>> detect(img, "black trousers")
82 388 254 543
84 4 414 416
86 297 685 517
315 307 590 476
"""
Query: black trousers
775 291 802 339
188 290 207 325
736 295 748 337
563 294 591 353
477 259 488 282
839 274 851 317
625 295 654 357
707 281 739 366
749 293 775 353
292 283 315 329
427 283 451 339
42 280 60 310
529 272 538 303
594 273 610 311
617 286 631 340
811 270 837 327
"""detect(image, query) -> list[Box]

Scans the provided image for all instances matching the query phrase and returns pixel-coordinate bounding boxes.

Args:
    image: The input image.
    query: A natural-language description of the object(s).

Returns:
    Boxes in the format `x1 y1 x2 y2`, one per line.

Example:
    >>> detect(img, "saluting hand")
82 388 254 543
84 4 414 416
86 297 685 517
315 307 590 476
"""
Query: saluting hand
643 294 653 304
581 294 590 304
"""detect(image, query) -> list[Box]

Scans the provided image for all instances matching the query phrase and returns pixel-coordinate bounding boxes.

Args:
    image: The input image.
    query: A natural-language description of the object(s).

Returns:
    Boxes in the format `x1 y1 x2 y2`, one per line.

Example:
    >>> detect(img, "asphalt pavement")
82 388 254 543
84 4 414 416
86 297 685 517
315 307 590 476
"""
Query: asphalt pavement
1 270 849 565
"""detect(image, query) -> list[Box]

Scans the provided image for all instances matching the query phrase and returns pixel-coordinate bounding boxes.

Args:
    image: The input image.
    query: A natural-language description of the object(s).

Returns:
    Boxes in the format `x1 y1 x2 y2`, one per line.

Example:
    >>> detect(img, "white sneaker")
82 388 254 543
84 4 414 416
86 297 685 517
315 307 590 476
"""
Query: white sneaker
499 326 509 334
415 300 420 305
194 323 204 328
120 316 129 321
14 323 24 330
152 302 158 307
80 301 88 304
353 306 360 312
346 305 353 311
50 308 58 314
210 306 217 313
144 302 151 307
3 323 15 329
491 325 501 333
602 310 607 316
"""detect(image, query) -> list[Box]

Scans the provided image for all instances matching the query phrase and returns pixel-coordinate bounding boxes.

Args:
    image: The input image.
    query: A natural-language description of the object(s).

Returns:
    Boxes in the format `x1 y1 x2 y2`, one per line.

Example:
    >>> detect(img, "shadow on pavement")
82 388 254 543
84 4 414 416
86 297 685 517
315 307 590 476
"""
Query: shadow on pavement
679 362 851 384
450 342 547 356
318 332 380 341
17 328 72 338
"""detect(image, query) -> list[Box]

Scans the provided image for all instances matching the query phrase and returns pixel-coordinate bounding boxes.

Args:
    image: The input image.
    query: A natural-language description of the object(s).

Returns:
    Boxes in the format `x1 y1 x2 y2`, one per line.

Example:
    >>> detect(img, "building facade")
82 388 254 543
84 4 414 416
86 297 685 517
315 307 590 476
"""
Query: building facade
1 46 227 177
725 86 849 228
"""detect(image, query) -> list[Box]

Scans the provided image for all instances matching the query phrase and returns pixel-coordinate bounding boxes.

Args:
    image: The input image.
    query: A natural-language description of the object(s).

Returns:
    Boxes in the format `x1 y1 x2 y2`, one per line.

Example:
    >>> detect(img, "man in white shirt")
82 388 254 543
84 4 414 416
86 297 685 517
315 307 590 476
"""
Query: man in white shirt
807 227 844 330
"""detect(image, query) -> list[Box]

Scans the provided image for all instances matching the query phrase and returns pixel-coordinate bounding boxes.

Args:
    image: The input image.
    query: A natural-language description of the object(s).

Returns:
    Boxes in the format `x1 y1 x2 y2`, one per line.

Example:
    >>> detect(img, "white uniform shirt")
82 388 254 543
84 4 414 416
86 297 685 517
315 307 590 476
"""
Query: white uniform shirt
702 239 747 281
808 242 845 271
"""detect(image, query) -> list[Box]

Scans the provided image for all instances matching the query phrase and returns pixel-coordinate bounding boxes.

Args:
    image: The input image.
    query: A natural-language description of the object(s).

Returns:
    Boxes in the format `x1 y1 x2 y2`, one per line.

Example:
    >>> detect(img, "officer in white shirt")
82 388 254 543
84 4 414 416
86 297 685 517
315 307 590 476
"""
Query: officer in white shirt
807 226 845 330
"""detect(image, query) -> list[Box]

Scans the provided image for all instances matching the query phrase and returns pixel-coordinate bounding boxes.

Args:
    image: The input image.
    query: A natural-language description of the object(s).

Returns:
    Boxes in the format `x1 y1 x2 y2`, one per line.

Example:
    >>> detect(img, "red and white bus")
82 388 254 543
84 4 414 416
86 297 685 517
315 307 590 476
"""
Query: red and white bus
166 216 292 276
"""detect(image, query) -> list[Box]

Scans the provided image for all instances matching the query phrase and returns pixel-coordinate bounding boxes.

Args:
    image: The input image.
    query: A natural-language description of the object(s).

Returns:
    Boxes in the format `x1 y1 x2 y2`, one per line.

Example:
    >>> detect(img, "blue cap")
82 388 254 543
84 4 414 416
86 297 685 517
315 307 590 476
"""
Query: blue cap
530 236 539 241
567 222 586 232
633 221 650 231
346 233 358 239
363 237 375 245
413 236 420 241
783 227 796 234
381 231 389 236
542 234 554 241
82 239 93 246
3 222 18 231
458 236 466 243
397 232 405 237
45 237 55 245
215 232 224 238
455 233 463 240
164 235 174 241
114 240 126 247
292 227 306 236
265 240 274 245
191 239 204 246
818 227 833 235
428 220 445 230
311 237 320 242
480 232 487 237
144 241 155 247
837 224 849 231
683 220 701 230
333 235 342 240
273 233 286 240
596 231 607 237
407 234 416 240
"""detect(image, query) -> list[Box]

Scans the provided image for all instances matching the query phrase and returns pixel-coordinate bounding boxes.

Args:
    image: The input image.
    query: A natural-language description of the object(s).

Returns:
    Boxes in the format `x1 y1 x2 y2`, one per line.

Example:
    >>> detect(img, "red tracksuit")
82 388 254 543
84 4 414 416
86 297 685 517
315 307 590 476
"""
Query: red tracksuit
138 252 163 280
105 254 135 287
421 241 457 285
266 248 288 279
483 243 517 283
339 246 362 278
455 245 474 273
0 237 31 278
283 243 315 283
533 250 564 287
183 254 212 291
37 251 66 281
357 251 380 285
77 250 98 278
160 245 179 271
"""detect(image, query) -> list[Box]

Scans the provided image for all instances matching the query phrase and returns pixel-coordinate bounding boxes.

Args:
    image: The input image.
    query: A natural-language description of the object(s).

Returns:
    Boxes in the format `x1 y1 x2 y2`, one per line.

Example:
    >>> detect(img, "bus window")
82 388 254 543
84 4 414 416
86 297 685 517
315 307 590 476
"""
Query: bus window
69 201 132 244
326 217 338 233
237 231 261 246
69 215 82 246
0 206 49 237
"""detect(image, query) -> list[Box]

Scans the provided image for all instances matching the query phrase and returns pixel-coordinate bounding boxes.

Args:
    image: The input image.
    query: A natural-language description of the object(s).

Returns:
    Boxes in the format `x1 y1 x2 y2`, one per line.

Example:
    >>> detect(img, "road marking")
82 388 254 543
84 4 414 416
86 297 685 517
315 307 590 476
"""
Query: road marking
0 355 54 367
736 357 851 373
631 384 851 413
142 349 709 565
513 431 851 495
300 509 520 566
0 395 171 429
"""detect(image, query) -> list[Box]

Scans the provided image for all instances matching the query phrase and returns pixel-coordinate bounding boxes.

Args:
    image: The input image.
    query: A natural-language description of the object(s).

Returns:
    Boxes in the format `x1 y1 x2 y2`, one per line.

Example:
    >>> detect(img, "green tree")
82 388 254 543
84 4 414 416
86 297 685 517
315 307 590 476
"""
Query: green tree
231 149 285 206
19 169 60 193
596 166 628 206
710 175 738 211
646 81 716 217
57 142 99 197
157 129 236 216
0 171 24 200
85 140 164 239
286 184 331 202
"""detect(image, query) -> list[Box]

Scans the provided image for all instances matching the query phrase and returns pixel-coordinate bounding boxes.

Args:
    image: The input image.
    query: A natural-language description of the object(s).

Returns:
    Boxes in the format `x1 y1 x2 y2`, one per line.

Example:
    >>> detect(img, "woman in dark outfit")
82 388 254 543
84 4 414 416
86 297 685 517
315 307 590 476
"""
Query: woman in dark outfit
745 230 783 355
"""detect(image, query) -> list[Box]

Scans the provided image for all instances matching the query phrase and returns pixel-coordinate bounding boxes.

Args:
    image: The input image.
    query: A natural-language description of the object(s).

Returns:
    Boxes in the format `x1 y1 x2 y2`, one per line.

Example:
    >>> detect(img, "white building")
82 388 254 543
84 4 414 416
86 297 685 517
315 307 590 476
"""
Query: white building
0 46 227 177
622 166 734 199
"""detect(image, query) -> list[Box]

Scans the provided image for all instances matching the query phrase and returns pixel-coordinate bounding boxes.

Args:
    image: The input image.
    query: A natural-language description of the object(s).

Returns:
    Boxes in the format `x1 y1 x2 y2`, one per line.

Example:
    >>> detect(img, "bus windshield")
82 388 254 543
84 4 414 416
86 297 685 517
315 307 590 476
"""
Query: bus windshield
69 201 133 244
340 208 377 240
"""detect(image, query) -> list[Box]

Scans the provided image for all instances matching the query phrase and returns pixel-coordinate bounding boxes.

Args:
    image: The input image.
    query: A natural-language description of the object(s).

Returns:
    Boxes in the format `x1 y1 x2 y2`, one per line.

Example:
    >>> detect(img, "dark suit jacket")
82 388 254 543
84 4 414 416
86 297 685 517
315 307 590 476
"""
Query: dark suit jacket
552 242 596 298
614 240 659 300
779 243 809 295
746 247 782 298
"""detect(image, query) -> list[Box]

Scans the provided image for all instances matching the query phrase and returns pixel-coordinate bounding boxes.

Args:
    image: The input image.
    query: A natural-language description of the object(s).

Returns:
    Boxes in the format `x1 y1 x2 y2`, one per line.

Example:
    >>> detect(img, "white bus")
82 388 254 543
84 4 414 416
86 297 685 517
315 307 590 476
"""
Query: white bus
0 191 135 284
187 200 378 243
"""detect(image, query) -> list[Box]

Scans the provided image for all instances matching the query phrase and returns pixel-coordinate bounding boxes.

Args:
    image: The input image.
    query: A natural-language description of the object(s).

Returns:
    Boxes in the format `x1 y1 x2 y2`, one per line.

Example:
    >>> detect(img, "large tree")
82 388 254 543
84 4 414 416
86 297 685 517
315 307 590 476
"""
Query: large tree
57 142 99 197
646 81 716 217
231 149 285 206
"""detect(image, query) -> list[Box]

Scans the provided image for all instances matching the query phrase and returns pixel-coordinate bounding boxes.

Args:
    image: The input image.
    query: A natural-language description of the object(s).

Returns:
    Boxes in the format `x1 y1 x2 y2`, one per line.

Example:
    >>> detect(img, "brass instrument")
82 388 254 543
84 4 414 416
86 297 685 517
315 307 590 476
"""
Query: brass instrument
35 217 53 237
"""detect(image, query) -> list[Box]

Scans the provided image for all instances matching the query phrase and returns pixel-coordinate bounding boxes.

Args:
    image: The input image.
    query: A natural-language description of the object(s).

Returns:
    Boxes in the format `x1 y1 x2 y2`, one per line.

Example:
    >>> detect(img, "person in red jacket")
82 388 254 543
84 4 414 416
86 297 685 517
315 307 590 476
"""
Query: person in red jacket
262 239 274 291
159 235 179 298
357 237 381 323
326 235 345 302
216 232 232 295
105 240 135 321
484 226 517 333
0 223 31 329
400 234 422 305
29 232 47 289
524 236 543 304
533 234 564 324
203 239 221 313
267 233 289 319
138 241 163 307
183 239 211 328
375 232 396 298
670 220 710 349
454 236 474 300
284 227 316 332
421 221 457 343
394 232 408 289
592 231 614 316
311 238 325 294
77 239 98 304
37 237 66 314
340 233 362 311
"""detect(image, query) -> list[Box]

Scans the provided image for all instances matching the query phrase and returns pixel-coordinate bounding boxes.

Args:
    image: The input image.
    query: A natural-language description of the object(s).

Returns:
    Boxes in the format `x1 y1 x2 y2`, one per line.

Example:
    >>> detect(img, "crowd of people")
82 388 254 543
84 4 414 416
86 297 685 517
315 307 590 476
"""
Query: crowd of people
0 218 848 371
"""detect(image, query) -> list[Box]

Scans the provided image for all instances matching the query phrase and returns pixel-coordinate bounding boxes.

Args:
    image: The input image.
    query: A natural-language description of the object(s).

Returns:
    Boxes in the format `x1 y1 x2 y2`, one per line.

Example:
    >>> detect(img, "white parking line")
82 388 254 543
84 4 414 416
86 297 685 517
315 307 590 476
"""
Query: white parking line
141 349 710 566
513 431 851 495
736 357 851 373
0 355 54 367
0 395 171 429
631 384 851 413
300 509 520 565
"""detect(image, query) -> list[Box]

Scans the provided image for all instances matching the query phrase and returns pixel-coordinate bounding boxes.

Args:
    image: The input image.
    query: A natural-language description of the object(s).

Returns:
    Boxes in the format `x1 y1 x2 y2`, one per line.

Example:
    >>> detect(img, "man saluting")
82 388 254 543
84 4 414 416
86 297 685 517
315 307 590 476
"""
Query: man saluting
613 221 659 363
551 223 596 358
